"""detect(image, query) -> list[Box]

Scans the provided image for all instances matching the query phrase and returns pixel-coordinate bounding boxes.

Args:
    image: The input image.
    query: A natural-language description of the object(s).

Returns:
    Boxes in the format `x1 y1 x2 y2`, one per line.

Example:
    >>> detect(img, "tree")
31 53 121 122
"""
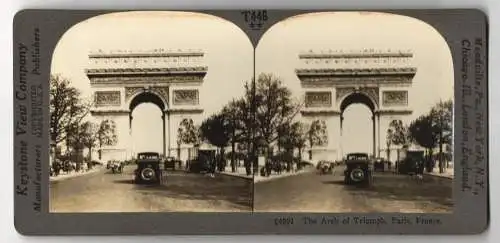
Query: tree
50 74 91 150
97 119 118 160
279 121 309 170
430 99 453 173
291 122 308 163
307 120 328 160
200 113 231 171
386 128 394 161
177 118 200 160
408 115 439 172
388 119 409 162
80 121 99 162
221 98 249 172
253 73 302 156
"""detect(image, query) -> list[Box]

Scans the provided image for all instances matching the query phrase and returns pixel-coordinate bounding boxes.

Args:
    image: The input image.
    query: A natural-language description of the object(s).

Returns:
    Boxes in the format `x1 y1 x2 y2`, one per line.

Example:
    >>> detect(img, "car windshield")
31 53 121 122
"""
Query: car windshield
138 153 159 159
347 154 369 160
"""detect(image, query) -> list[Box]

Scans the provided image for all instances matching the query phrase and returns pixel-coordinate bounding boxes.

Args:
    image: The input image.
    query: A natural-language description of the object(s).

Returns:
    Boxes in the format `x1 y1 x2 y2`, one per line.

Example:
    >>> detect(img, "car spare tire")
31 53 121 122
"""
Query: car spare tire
140 167 156 181
350 168 365 182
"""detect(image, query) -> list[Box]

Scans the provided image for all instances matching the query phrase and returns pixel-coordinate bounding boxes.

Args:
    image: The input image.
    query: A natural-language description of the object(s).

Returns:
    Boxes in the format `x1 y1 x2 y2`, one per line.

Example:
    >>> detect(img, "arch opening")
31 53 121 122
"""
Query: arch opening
129 91 167 112
340 92 376 115
129 91 167 157
339 92 377 158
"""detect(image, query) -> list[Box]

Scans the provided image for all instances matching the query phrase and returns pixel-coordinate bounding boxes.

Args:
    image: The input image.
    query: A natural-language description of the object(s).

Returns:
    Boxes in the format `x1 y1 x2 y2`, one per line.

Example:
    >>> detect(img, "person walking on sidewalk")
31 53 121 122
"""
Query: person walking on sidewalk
209 154 216 178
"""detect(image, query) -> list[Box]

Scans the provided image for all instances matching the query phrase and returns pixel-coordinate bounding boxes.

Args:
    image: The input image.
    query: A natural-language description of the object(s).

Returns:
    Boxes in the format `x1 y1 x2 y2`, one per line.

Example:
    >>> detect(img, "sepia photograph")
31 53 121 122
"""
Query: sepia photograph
49 11 254 212
253 12 454 213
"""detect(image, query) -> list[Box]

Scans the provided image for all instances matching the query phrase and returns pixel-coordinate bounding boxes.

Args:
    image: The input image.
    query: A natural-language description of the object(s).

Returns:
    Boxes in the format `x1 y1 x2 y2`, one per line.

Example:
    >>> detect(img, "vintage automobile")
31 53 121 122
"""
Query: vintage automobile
186 149 214 173
317 160 334 175
343 153 373 186
134 152 167 184
373 158 386 172
163 156 181 171
397 150 425 175
109 160 123 174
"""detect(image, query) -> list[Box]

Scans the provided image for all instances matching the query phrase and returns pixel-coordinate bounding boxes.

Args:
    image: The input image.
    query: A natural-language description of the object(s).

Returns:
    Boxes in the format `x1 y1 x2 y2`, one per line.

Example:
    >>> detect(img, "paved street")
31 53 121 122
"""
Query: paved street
254 166 453 213
50 165 252 212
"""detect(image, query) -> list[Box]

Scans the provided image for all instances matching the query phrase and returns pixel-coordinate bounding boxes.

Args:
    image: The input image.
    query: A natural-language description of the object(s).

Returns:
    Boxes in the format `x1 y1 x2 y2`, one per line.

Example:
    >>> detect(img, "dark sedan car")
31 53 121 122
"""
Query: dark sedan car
343 153 373 186
163 156 181 171
134 152 167 185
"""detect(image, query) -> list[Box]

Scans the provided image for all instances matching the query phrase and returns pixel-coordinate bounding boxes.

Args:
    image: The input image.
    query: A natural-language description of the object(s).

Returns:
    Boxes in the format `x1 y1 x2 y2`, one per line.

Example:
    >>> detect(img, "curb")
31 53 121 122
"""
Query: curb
216 171 253 180
50 167 104 182
254 169 313 184
425 172 454 179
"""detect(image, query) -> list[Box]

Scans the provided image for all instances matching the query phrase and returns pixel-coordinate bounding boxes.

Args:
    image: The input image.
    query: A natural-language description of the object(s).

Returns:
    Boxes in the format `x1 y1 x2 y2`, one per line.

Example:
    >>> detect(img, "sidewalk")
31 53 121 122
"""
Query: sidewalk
216 166 253 180
254 167 314 183
50 166 104 182
425 169 454 179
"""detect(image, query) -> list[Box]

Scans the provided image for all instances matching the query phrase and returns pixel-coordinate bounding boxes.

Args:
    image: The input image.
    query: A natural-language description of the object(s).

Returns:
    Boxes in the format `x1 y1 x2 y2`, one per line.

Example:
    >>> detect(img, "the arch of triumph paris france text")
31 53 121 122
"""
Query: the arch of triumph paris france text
86 49 207 162
296 49 416 161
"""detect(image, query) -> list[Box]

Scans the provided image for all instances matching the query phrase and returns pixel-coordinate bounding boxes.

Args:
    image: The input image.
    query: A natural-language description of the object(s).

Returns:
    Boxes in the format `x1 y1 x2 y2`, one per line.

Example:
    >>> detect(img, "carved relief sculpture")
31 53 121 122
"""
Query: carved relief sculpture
151 87 169 103
173 90 199 105
305 91 332 107
335 87 379 106
125 86 169 104
382 91 408 106
94 91 121 107
125 87 144 101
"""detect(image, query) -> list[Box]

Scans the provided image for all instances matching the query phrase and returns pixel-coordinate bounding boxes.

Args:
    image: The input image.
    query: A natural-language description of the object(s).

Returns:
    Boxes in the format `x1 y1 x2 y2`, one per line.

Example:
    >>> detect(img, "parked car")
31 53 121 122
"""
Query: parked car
397 150 425 175
343 153 373 186
163 156 181 171
134 152 167 184
317 160 334 175
373 158 385 172
186 150 214 173
109 160 123 174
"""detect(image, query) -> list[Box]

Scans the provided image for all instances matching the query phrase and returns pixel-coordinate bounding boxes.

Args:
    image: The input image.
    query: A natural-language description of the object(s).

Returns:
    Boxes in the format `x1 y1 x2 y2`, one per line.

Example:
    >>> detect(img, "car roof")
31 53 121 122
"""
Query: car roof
137 152 160 156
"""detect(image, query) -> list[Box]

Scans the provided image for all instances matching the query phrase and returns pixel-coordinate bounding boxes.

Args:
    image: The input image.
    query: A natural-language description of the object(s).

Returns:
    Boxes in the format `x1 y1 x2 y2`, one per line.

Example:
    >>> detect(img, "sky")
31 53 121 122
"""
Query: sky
51 11 254 153
51 11 454 155
255 11 454 155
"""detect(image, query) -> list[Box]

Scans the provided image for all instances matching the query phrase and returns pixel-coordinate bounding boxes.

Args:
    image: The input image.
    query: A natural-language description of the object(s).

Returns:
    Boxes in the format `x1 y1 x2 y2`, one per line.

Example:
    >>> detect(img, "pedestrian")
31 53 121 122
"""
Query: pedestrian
209 155 216 178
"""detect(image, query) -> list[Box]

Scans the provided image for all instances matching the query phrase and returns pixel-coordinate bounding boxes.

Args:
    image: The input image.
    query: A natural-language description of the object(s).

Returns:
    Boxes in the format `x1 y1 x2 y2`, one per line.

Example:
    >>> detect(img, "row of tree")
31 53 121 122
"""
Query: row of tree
50 74 118 163
180 73 328 173
386 100 453 173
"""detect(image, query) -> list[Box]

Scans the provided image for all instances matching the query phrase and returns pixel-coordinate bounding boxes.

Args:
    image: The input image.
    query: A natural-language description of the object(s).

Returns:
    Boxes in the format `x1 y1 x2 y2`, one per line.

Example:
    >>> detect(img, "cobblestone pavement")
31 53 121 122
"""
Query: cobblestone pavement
50 165 252 212
254 166 453 213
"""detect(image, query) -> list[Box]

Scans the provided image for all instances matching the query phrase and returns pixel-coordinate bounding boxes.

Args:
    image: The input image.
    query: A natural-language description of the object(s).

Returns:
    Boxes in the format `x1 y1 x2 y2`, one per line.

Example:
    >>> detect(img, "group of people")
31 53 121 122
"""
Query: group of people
50 159 93 177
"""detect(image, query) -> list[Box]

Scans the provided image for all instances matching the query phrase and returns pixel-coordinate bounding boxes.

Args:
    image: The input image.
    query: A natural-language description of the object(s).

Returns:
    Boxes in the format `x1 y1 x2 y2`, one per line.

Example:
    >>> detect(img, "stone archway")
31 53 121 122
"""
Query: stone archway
128 90 168 157
339 91 378 157
296 49 415 161
86 49 207 161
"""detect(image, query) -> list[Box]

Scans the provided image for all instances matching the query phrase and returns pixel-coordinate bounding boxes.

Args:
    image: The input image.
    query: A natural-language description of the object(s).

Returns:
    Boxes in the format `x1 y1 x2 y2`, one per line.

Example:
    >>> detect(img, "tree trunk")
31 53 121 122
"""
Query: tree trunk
88 147 92 162
439 135 444 174
231 139 236 173
426 149 434 173
220 147 226 172
297 147 303 170
177 142 181 160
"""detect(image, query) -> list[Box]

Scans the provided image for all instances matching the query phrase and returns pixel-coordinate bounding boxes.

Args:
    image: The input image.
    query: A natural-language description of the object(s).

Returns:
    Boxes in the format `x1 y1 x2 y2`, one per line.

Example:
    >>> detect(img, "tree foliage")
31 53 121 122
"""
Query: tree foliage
50 74 91 146
408 115 439 150
200 113 231 148
97 119 118 160
177 118 200 145
253 73 301 151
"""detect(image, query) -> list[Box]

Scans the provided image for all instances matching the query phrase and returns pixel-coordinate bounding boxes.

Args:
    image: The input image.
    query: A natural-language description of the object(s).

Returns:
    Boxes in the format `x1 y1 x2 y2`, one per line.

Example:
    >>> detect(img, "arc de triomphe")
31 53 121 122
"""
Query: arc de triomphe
86 49 206 162
296 49 416 161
